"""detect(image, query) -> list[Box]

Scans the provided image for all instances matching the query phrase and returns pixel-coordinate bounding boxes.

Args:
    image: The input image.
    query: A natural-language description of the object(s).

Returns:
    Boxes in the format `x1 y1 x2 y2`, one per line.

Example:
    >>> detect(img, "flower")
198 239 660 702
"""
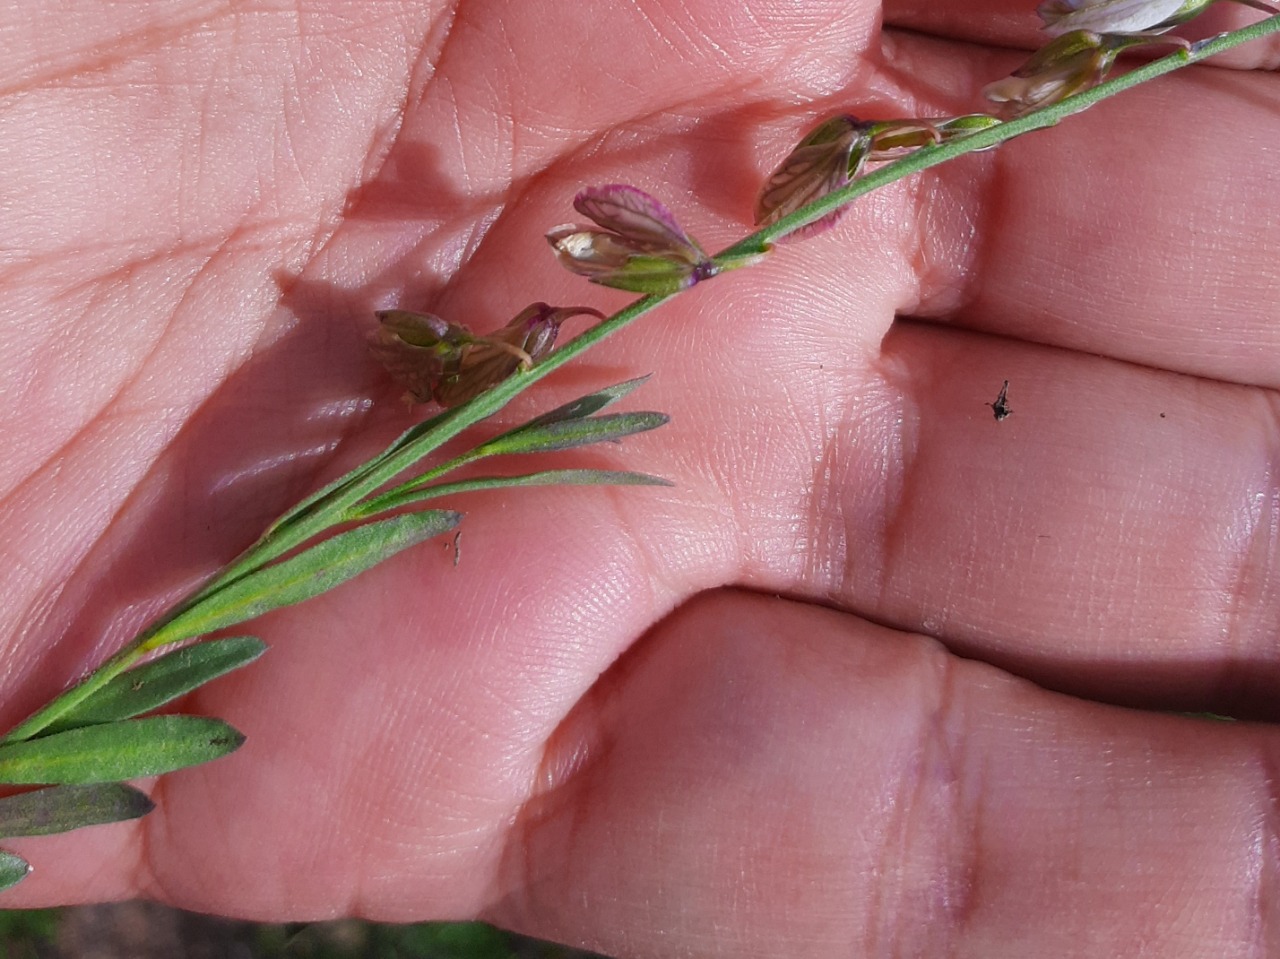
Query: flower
1037 0 1276 36
754 114 1001 238
547 184 717 294
754 115 875 237
983 30 1164 118
369 303 603 407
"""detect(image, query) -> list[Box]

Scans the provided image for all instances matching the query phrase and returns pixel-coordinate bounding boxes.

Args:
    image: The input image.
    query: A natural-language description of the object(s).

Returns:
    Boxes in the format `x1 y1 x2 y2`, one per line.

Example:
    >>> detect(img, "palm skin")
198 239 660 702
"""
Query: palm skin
2 0 1280 955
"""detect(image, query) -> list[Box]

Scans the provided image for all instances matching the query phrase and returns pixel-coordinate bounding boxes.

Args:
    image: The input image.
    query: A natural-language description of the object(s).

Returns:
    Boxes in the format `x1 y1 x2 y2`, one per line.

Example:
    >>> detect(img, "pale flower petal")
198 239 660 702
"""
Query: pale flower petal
547 185 717 294
1037 0 1204 35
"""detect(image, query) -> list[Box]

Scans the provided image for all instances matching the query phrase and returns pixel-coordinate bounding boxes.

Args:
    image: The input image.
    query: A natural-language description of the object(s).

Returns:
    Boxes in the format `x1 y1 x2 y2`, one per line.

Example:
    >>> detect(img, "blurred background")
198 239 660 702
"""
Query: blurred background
0 904 607 958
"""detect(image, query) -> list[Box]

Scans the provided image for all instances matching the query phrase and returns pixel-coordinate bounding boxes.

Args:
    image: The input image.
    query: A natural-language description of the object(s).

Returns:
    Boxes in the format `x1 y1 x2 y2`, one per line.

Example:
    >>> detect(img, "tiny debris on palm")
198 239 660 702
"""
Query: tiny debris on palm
990 380 1013 421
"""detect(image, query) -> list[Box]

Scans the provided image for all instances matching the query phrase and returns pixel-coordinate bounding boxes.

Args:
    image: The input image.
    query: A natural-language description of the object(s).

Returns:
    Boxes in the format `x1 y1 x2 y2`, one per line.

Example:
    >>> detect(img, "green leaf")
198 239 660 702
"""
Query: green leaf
355 469 672 516
45 637 267 734
0 851 31 891
516 376 652 428
146 510 461 649
477 411 669 457
264 405 460 538
0 783 154 837
430 468 672 494
0 716 244 785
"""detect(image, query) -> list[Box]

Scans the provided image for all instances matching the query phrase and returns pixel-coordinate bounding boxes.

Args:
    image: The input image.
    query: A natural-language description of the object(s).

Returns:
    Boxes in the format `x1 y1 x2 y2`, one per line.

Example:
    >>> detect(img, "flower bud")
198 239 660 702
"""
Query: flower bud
370 303 603 407
983 30 1159 118
1038 0 1212 36
547 184 717 294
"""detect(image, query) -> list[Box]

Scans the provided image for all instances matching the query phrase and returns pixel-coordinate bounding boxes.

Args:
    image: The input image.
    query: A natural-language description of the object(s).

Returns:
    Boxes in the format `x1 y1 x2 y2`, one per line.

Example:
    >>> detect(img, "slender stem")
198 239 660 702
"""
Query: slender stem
723 13 1280 256
7 14 1276 743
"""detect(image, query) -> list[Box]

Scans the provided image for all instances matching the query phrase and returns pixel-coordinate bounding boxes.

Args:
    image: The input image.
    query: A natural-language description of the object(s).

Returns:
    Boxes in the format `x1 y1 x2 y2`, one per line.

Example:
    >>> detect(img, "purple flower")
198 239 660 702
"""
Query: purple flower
547 185 717 294
1037 0 1275 36
369 303 603 407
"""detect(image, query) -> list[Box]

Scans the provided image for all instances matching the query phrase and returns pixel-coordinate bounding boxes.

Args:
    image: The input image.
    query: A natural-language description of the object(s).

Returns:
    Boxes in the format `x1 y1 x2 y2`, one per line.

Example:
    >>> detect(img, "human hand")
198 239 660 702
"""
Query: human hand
3 1 1278 955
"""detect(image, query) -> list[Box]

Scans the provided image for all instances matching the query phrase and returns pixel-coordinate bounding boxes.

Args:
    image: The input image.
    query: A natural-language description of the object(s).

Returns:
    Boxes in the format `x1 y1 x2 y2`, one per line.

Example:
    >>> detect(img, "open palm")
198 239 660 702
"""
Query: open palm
4 0 1279 955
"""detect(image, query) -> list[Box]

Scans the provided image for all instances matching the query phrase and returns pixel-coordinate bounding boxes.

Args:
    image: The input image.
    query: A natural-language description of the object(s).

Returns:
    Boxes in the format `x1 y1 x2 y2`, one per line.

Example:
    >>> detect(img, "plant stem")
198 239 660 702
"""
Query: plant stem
722 13 1280 256
7 14 1276 744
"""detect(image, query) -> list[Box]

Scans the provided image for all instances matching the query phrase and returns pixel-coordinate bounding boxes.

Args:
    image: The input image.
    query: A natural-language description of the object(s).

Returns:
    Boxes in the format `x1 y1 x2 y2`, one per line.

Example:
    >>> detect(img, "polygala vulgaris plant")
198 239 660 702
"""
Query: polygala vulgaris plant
0 0 1275 892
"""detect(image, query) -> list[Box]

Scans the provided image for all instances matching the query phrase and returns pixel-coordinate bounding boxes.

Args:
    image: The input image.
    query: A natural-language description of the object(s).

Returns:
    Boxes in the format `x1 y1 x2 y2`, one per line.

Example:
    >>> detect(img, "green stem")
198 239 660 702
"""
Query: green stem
7 14 1276 743
722 13 1280 256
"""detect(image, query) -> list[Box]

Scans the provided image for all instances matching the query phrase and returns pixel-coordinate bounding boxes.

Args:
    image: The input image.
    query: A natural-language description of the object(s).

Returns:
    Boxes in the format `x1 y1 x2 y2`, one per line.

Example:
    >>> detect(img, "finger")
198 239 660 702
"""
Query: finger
747 319 1280 717
498 591 1279 959
882 28 1280 386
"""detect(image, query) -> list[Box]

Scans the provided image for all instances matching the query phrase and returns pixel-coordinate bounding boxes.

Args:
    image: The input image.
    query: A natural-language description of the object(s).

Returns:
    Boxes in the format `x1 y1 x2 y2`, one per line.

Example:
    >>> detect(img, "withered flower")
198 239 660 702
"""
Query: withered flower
754 114 1001 238
754 115 875 237
370 303 603 407
547 184 717 294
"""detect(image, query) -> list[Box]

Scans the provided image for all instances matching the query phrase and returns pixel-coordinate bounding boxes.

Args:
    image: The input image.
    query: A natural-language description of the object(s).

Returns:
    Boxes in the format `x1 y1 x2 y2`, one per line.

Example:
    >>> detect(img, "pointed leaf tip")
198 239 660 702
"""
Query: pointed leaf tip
0 783 154 838
0 851 30 892
47 637 267 734
148 511 461 648
0 716 245 786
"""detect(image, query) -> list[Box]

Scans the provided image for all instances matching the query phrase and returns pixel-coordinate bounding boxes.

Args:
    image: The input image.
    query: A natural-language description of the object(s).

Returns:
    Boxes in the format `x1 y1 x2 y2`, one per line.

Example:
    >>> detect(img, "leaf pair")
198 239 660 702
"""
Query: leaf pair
0 636 270 888
351 376 671 518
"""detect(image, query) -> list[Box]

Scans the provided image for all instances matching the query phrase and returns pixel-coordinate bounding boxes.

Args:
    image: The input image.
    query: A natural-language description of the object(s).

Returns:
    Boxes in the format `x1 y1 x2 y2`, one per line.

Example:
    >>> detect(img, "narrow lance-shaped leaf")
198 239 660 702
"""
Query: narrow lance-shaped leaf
145 510 461 649
357 470 673 515
476 411 669 457
45 637 267 735
0 783 154 838
0 716 244 786
0 851 30 891
516 375 653 429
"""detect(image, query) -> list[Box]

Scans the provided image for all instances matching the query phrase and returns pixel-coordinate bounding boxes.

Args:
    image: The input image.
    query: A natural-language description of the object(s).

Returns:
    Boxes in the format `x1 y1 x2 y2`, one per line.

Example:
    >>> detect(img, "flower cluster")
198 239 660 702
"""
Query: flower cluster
986 0 1277 117
366 0 1278 406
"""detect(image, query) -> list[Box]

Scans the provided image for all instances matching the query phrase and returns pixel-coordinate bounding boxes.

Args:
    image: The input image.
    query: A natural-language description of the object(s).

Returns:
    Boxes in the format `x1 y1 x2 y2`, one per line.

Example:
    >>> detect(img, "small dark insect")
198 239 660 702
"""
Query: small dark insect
989 380 1012 421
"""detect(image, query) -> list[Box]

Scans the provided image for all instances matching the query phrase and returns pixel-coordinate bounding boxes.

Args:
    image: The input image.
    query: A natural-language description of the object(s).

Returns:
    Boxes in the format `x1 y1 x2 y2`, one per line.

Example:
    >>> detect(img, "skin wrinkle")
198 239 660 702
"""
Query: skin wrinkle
1251 742 1280 955
869 642 975 958
1216 393 1280 704
869 345 923 620
5 0 462 889
498 670 618 935
804 389 859 601
0 3 226 96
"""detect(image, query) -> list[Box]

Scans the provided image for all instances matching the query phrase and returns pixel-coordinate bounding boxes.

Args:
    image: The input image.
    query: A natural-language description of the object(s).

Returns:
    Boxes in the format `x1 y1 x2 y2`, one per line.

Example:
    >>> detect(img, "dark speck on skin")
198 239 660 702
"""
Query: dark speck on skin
989 380 1012 422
